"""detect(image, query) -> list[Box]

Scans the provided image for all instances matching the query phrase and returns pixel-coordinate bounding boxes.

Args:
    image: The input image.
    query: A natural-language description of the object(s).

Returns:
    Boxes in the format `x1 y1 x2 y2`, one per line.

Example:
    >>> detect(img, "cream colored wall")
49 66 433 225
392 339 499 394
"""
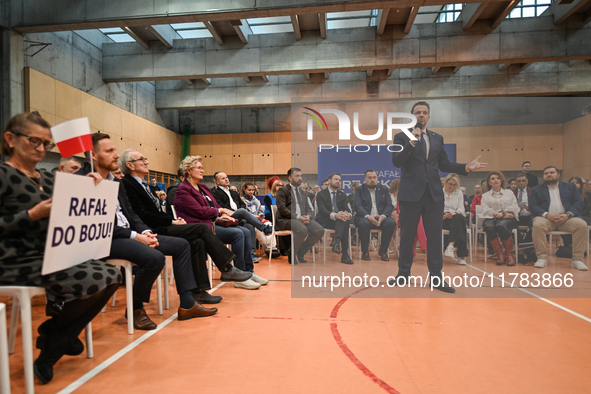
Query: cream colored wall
24 68 181 174
562 113 591 181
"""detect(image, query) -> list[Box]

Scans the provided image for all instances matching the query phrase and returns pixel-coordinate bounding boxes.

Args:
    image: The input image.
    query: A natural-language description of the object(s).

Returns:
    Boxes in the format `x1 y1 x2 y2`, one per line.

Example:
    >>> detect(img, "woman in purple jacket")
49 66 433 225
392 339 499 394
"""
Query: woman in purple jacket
174 155 267 290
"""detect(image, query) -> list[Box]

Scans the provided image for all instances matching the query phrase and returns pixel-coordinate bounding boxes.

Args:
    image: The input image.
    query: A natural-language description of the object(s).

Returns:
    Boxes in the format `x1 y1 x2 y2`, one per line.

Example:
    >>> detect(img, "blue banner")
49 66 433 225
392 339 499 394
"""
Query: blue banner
317 144 456 193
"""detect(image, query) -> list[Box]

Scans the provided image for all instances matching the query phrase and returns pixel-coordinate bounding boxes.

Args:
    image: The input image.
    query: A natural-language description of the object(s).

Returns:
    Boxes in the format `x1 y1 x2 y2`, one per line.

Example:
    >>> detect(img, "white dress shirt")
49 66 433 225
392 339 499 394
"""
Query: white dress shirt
516 187 531 216
443 188 465 215
220 186 238 210
480 188 520 219
546 184 566 216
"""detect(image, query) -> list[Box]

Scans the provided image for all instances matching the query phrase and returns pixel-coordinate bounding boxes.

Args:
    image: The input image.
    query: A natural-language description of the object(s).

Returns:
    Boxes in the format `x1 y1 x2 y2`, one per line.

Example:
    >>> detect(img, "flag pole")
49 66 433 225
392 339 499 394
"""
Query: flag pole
89 151 94 174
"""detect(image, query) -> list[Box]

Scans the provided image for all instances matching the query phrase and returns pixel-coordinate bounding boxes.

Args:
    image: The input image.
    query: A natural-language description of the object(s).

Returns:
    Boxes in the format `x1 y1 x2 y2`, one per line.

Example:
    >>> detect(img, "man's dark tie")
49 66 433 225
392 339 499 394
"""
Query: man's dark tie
420 132 427 158
143 181 162 211
518 189 523 203
294 188 306 214
332 191 339 213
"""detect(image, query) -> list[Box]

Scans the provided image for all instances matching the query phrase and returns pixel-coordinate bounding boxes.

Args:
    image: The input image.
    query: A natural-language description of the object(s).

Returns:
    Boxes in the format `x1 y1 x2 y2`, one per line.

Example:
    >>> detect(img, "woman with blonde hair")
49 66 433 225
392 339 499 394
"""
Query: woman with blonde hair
442 173 469 264
481 171 519 266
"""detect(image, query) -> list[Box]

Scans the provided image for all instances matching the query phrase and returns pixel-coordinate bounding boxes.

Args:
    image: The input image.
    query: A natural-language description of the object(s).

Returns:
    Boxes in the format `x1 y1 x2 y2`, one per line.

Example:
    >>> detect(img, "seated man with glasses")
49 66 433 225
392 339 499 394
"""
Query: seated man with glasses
118 149 253 304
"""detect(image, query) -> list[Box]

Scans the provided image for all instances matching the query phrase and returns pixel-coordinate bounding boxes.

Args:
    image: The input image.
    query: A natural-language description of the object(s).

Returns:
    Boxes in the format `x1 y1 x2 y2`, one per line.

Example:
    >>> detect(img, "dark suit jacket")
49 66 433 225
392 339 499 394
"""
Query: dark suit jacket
529 181 583 219
120 174 174 234
392 129 467 203
174 180 220 229
77 165 150 239
353 184 392 221
211 186 245 210
315 187 350 228
166 184 179 219
276 184 312 227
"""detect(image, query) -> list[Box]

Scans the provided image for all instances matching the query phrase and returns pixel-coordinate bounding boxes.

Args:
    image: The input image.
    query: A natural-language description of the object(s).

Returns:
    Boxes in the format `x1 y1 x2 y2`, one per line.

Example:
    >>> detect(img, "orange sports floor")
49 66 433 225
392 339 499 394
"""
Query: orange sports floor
2 243 591 394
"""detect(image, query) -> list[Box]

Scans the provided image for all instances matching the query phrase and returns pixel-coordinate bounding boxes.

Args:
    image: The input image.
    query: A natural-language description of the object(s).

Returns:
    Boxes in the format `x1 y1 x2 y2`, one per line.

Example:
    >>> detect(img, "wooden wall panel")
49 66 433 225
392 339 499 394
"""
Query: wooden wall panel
232 133 254 154
252 133 274 154
212 154 233 175
233 154 253 175
81 93 104 131
191 134 213 156
273 153 291 175
103 103 122 136
27 69 55 115
54 81 82 120
253 154 273 175
212 134 233 155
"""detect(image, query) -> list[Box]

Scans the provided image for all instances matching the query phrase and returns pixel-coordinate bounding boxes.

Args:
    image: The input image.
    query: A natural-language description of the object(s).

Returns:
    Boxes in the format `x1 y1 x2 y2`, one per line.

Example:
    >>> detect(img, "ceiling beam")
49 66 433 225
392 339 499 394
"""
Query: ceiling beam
122 27 150 50
291 15 302 41
404 7 419 34
155 64 591 109
376 9 390 35
230 19 251 44
243 76 251 83
492 0 520 29
324 71 329 79
12 0 522 34
204 21 224 45
318 13 327 39
149 25 179 48
461 3 490 30
554 0 591 24
102 20 591 83
202 78 212 85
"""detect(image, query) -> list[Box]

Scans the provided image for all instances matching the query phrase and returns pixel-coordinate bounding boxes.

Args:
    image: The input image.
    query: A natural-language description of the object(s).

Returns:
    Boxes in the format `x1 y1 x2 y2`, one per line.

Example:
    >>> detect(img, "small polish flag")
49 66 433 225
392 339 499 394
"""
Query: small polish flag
50 118 93 158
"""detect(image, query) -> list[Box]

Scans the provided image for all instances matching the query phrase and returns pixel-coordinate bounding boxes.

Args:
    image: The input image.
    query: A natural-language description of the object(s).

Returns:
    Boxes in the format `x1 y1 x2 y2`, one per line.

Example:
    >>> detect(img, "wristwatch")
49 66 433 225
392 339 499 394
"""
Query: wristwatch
567 212 574 219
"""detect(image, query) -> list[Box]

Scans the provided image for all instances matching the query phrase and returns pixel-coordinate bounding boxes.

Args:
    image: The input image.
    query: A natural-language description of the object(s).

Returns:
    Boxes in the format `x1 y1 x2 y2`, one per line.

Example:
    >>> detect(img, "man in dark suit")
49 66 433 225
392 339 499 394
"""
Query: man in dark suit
391 101 487 292
315 173 354 264
353 170 396 261
513 173 533 227
529 165 587 270
165 168 184 220
118 148 252 304
212 171 272 263
276 168 324 264
80 133 219 330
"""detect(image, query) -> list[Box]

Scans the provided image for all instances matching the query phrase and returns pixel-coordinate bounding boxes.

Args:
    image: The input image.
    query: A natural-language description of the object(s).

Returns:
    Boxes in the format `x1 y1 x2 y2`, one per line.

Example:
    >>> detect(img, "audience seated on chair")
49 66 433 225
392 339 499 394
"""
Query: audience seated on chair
529 166 588 270
242 181 276 255
118 148 252 305
0 112 120 384
79 134 219 331
513 173 532 227
275 168 324 264
264 179 290 256
521 161 539 188
314 173 354 265
211 171 273 263
442 173 469 265
57 156 82 174
353 169 396 261
481 171 521 266
173 156 268 289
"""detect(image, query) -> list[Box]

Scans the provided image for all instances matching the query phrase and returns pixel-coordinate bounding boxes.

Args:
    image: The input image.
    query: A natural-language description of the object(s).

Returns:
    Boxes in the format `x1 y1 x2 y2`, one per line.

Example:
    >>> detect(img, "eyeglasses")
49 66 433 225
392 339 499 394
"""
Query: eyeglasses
128 157 148 164
12 131 56 151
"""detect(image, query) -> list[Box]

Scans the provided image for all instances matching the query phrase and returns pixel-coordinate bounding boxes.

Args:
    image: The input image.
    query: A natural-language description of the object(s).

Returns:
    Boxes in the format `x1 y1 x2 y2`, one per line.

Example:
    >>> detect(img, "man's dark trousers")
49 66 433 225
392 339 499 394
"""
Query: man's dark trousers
398 187 444 278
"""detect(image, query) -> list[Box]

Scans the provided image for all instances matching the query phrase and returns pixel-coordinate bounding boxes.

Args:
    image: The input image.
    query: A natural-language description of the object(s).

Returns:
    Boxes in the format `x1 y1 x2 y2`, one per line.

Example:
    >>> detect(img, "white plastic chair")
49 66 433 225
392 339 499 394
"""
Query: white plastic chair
105 259 167 334
356 229 385 259
0 303 10 394
0 287 93 394
548 230 590 257
474 206 519 263
270 205 293 262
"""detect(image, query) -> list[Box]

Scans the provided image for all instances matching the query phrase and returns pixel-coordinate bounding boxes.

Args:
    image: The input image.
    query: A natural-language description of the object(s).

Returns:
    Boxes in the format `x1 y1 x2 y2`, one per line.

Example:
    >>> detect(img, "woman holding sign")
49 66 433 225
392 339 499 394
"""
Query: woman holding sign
0 112 120 384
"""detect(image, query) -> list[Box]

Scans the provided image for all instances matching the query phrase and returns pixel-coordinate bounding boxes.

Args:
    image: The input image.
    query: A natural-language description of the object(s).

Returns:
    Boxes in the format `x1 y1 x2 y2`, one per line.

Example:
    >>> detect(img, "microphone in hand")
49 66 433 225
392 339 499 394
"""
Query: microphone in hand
412 122 424 138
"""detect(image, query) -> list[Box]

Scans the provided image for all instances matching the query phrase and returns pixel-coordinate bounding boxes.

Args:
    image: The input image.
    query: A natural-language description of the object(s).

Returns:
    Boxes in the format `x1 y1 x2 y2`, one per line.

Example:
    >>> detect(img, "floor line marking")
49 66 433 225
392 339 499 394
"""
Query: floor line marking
330 288 401 394
57 281 228 394
466 264 591 324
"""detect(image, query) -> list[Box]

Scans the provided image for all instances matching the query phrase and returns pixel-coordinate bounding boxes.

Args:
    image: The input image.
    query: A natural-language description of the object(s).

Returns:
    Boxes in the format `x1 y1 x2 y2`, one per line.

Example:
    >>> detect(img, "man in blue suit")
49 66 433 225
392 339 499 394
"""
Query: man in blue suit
391 101 487 292
529 166 588 270
354 169 397 261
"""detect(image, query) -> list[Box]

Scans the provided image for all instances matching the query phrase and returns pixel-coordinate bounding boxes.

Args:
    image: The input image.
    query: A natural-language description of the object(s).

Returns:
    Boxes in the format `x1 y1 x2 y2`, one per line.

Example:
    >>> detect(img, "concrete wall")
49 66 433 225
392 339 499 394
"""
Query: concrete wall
23 30 166 127
180 97 591 134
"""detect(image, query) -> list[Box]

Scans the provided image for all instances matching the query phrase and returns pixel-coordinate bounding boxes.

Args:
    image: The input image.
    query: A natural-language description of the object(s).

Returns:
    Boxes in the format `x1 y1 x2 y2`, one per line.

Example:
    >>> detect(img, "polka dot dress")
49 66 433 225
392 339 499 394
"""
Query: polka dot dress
0 163 121 303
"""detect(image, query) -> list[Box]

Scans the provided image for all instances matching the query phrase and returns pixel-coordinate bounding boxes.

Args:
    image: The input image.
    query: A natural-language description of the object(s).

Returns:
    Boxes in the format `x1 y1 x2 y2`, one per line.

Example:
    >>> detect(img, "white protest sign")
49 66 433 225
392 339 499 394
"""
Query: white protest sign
42 172 119 275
